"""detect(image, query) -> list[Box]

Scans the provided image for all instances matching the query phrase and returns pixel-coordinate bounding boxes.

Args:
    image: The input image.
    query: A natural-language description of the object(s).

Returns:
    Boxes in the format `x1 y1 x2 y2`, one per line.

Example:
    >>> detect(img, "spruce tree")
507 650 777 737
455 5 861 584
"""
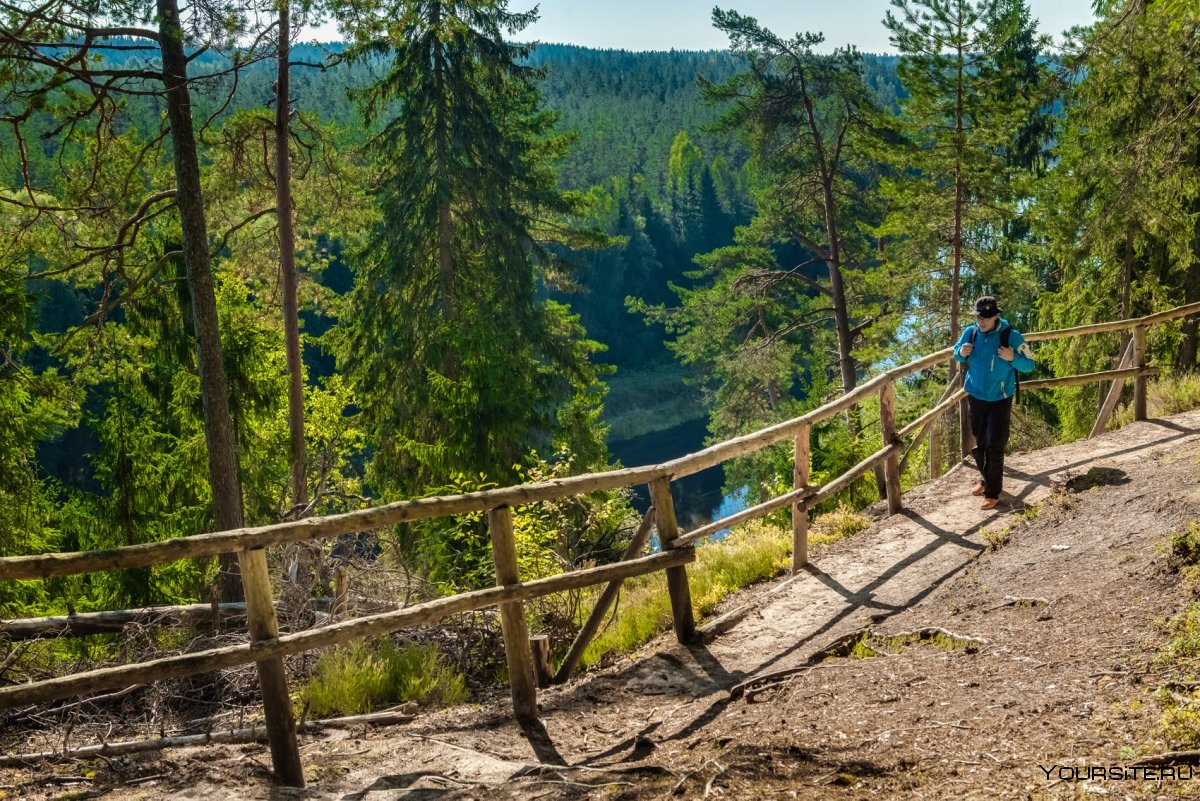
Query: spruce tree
339 0 609 498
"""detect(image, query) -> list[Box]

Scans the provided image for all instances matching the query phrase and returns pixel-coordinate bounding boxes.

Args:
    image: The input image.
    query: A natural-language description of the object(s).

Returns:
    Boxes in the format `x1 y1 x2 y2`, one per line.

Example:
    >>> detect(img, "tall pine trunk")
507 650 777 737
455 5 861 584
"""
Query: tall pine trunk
954 28 970 464
156 0 244 600
276 0 307 509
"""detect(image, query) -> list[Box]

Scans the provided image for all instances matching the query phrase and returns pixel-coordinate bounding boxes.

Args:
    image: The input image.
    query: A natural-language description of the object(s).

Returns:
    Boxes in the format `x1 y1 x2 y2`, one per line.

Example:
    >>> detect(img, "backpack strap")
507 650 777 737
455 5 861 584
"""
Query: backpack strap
1000 326 1020 402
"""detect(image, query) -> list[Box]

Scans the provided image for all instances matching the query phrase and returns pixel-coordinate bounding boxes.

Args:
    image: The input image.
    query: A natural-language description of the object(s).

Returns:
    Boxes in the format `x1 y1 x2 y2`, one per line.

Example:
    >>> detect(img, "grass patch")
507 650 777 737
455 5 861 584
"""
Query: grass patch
1150 528 1200 749
809 502 871 546
1169 522 1200 572
301 637 468 717
980 526 1010 552
1111 371 1200 430
579 520 790 668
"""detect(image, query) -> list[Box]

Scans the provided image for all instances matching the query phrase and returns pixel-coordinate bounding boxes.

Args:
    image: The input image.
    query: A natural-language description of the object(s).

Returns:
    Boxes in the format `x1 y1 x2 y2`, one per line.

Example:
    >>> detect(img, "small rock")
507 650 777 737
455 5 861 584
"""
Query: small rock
1051 544 1071 552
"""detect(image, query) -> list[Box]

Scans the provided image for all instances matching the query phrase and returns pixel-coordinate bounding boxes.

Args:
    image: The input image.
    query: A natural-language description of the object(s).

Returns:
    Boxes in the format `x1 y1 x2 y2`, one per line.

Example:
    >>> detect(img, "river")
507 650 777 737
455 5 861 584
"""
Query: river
607 417 749 543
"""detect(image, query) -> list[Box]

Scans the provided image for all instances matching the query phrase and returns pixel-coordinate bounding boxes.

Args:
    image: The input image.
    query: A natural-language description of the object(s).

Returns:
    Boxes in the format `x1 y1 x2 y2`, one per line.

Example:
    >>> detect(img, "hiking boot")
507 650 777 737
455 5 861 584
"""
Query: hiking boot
980 497 999 510
971 482 986 496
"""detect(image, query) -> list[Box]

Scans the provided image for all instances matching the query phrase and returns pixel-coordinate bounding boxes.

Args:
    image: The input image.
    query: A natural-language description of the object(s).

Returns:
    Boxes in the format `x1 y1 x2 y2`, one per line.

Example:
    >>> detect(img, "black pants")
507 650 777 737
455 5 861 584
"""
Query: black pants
968 395 1012 500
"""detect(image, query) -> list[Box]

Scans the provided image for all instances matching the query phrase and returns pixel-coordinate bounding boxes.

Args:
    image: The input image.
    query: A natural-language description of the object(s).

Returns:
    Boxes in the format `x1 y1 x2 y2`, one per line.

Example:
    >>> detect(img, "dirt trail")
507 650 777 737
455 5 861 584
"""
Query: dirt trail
10 411 1200 800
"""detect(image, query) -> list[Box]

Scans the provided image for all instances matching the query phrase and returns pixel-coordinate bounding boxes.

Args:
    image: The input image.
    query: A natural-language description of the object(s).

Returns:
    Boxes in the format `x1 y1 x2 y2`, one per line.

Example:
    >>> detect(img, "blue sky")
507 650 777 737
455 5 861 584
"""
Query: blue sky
308 0 1098 52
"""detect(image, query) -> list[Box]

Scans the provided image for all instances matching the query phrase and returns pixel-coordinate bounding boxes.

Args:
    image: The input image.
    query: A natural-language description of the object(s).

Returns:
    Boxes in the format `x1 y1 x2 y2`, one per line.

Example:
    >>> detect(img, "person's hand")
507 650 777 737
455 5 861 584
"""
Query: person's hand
998 345 1014 362
959 342 974 357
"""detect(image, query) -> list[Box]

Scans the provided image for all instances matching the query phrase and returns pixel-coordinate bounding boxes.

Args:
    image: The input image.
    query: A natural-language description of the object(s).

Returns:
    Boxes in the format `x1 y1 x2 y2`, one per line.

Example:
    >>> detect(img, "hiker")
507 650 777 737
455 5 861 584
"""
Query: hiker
952 296 1036 509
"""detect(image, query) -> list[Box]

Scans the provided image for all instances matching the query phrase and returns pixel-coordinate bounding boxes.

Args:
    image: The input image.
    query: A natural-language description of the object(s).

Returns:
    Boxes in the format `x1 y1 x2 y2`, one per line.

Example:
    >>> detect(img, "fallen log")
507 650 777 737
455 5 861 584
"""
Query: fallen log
0 604 248 641
0 707 418 767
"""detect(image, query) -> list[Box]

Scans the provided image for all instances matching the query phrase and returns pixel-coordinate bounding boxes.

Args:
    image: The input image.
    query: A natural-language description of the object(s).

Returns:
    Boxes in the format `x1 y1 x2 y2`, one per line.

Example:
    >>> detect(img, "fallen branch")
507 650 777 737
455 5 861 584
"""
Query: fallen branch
0 603 247 641
0 726 273 766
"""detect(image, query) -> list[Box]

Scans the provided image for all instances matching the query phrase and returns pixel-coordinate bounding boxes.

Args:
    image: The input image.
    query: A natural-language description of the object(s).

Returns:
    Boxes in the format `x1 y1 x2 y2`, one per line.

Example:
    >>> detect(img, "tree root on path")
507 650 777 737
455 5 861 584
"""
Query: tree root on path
729 625 988 702
1129 750 1200 766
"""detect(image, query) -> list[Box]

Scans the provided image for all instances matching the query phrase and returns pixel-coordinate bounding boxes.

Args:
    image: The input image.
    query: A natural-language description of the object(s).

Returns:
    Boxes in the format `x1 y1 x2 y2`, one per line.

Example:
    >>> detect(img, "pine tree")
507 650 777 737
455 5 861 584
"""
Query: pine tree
877 0 1045 462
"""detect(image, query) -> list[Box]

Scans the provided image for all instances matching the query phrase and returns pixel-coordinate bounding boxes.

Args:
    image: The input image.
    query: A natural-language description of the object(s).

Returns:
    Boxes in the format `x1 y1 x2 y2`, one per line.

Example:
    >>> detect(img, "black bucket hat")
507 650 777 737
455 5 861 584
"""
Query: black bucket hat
972 296 1001 318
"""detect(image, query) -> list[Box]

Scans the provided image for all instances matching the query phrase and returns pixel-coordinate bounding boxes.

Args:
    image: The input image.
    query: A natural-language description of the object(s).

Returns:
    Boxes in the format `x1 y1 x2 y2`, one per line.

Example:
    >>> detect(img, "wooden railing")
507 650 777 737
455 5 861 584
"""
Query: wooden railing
2 300 1198 786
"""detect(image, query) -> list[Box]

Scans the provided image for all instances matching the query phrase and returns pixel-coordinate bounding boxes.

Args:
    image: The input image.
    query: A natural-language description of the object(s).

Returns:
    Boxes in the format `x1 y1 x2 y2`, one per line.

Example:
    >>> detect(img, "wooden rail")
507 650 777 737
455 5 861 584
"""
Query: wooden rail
2 299 1197 783
0 549 695 709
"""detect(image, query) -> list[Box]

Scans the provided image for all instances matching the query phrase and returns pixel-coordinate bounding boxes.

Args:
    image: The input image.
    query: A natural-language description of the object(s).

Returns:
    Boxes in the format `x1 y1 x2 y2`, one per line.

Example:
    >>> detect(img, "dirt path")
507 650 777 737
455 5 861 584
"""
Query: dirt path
10 411 1200 800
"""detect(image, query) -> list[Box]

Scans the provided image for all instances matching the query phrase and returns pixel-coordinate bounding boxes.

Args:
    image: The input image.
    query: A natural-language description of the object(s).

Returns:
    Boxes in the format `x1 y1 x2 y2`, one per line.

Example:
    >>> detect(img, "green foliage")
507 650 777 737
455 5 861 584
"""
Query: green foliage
400 450 636 591
1111 371 1200 433
1034 2 1200 399
302 637 468 717
601 360 705 441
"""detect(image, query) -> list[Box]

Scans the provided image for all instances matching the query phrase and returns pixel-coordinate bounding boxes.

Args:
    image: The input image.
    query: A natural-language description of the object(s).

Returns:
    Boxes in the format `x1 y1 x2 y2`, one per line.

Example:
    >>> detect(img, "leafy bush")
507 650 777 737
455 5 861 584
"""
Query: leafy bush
400 449 637 594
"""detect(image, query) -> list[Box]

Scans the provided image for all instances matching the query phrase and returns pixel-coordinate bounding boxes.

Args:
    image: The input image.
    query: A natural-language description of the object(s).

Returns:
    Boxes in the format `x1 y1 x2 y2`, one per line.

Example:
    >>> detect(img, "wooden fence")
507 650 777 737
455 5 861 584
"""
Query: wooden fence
2 300 1198 786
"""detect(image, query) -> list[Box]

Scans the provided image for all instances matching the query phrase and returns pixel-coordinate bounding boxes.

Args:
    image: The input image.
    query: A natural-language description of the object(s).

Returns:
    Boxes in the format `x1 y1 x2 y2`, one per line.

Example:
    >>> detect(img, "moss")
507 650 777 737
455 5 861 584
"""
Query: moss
878 628 985 654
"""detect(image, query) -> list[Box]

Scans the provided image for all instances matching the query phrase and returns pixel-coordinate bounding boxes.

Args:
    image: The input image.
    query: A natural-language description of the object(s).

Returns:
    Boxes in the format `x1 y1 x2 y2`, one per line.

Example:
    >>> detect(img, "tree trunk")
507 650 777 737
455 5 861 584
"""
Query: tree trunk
276 0 307 509
156 0 244 601
1180 213 1200 371
431 2 455 320
954 31 971 463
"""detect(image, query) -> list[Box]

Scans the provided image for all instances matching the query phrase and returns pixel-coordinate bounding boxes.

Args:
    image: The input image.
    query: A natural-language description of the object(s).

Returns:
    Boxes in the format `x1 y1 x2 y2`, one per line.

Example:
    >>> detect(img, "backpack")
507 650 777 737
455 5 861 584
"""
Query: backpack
968 324 1020 402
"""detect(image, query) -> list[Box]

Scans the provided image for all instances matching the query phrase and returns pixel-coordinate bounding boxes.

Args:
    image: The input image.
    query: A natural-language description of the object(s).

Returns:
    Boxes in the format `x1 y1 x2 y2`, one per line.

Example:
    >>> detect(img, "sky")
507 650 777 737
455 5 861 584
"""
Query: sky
307 0 1098 53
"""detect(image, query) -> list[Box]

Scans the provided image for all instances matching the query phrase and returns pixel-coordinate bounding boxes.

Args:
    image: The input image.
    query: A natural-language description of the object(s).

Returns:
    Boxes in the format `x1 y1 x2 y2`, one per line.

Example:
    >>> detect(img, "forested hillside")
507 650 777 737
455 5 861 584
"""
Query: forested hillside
2 0 1200 738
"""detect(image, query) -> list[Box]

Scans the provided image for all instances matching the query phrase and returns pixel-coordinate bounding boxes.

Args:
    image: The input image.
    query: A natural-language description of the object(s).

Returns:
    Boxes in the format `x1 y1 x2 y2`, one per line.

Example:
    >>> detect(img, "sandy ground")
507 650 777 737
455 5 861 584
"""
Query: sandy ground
6 410 1200 800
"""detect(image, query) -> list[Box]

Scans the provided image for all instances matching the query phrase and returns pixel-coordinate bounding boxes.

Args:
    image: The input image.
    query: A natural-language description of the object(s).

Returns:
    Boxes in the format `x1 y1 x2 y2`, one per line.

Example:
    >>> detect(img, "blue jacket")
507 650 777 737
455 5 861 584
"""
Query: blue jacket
953 318 1036 402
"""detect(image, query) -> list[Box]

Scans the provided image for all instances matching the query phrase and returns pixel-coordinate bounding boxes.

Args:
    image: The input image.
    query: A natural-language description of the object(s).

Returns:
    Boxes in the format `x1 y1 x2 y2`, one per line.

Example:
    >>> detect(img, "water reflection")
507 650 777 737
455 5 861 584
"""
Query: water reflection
607 417 750 545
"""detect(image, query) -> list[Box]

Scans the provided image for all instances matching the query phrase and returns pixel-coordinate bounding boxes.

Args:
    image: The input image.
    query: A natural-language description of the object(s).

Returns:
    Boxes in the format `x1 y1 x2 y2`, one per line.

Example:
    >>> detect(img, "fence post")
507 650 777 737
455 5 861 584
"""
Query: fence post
488 505 538 721
1133 324 1148 421
792 425 810 573
238 549 304 787
1090 338 1135 438
879 380 903 515
648 477 697 645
